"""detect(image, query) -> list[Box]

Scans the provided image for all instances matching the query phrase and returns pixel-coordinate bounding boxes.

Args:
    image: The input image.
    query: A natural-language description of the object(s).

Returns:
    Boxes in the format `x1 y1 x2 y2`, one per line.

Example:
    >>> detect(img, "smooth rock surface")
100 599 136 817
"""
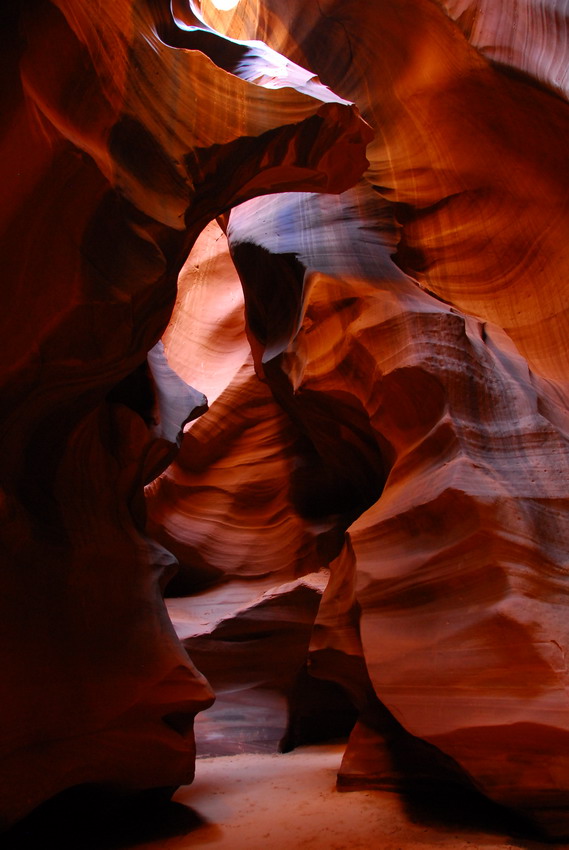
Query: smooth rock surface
157 0 569 837
4 0 569 840
0 0 371 827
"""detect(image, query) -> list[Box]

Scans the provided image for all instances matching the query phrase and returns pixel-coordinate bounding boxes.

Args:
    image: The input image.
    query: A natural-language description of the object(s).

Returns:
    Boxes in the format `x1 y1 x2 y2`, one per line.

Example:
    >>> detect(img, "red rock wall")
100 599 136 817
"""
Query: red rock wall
0 0 370 828
148 0 569 839
4 0 569 840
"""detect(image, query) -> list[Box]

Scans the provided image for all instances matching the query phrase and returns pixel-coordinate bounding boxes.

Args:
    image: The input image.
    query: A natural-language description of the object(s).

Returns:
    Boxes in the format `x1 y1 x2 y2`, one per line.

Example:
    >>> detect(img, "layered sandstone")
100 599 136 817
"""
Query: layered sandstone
150 0 569 838
0 0 370 827
4 0 569 841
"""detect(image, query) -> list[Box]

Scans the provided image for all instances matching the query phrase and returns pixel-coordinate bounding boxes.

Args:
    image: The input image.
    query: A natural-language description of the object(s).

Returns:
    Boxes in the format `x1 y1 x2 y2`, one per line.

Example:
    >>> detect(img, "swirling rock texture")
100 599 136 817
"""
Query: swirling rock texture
146 221 359 754
0 0 372 829
150 0 569 840
5 0 569 840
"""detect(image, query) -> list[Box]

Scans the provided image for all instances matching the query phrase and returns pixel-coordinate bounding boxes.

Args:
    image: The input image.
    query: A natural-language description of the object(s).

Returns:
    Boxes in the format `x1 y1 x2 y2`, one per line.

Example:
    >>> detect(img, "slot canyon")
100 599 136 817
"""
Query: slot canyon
2 0 569 846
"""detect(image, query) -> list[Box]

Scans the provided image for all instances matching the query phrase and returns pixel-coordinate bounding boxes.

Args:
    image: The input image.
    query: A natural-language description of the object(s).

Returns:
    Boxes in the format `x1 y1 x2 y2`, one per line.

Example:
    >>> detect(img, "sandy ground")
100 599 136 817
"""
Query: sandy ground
125 744 568 850
6 743 569 849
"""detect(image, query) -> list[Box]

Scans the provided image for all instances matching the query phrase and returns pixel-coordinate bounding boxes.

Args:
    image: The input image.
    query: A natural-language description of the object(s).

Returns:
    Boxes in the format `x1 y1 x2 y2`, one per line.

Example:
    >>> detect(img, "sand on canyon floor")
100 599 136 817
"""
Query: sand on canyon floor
124 743 568 850
7 743 569 850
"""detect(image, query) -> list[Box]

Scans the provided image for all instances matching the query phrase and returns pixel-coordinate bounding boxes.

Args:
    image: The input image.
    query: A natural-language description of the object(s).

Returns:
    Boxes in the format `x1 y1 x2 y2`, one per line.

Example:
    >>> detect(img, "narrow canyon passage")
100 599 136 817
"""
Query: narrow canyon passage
3 0 569 844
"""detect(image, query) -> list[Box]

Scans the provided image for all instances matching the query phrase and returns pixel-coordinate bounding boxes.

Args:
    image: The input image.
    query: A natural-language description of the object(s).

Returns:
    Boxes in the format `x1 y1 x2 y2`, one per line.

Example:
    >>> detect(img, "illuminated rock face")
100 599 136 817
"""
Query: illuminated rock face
0 0 370 828
150 0 569 838
4 0 569 840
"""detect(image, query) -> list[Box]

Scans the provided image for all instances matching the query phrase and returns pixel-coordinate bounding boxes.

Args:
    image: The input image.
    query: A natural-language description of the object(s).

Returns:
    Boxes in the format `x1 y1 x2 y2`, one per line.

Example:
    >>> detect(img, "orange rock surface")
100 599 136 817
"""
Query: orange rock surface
3 0 569 841
0 0 370 829
153 0 569 838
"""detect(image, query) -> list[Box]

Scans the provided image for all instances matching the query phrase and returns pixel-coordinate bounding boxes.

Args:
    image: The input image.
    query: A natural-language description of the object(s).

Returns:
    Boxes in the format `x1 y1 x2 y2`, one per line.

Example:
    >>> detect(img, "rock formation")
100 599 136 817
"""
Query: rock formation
3 0 569 841
152 0 569 839
0 0 370 829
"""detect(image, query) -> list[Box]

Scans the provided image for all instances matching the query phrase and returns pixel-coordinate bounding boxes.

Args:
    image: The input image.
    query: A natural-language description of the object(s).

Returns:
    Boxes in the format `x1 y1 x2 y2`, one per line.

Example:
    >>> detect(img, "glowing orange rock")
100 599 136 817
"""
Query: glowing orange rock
225 183 569 836
5 0 569 839
196 1 569 833
202 0 569 383
0 0 371 827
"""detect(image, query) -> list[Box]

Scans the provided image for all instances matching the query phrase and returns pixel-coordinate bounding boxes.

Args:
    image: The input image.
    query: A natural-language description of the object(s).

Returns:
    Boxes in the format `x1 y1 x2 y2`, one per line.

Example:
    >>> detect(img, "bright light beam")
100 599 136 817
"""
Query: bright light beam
210 0 240 9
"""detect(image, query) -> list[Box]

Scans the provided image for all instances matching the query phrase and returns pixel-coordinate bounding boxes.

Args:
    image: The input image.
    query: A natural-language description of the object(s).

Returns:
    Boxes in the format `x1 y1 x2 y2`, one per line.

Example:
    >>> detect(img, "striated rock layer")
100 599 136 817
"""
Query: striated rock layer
146 0 569 839
0 0 371 828
5 0 569 840
220 185 569 836
147 221 359 754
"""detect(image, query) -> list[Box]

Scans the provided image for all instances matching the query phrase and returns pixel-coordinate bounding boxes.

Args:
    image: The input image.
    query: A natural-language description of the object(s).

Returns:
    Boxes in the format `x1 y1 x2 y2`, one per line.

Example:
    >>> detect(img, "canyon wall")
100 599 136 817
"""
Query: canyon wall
153 0 569 838
3 0 569 840
0 0 370 828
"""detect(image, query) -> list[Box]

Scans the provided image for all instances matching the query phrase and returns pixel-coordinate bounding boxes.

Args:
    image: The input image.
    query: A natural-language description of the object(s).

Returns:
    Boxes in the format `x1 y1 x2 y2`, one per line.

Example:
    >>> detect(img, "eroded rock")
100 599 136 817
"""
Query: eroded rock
0 0 371 826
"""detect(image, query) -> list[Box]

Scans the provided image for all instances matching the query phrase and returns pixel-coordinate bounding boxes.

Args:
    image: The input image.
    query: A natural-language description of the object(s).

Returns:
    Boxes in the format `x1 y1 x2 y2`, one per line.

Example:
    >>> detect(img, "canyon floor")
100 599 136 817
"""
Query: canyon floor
8 742 569 850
